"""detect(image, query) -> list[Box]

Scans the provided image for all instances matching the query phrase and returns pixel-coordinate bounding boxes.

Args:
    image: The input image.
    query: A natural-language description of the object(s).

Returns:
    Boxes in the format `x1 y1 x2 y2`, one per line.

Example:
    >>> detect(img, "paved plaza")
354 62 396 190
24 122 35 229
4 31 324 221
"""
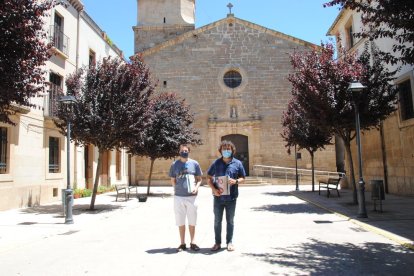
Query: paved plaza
1 185 414 275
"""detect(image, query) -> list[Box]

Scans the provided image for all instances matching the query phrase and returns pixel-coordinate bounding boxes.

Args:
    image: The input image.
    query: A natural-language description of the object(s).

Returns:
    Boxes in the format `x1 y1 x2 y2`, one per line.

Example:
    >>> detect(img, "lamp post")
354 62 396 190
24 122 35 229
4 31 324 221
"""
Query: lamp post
59 95 77 224
348 81 368 218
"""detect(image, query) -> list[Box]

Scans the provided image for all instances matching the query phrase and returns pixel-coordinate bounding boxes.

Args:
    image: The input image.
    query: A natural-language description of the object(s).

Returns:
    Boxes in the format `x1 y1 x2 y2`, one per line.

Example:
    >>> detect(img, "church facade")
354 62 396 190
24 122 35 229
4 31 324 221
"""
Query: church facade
131 0 337 183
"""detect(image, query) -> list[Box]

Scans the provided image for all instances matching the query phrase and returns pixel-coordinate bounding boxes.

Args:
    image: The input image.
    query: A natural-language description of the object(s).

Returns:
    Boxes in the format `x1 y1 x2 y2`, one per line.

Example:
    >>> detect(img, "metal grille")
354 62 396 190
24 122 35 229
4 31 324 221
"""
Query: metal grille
49 25 69 56
0 128 7 174
223 71 242 88
49 137 60 173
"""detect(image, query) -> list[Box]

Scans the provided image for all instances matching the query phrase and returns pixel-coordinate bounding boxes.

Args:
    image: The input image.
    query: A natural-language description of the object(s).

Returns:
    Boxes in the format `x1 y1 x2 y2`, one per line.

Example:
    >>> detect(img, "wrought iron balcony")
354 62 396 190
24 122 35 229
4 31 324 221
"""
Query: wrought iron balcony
49 25 69 56
44 84 63 118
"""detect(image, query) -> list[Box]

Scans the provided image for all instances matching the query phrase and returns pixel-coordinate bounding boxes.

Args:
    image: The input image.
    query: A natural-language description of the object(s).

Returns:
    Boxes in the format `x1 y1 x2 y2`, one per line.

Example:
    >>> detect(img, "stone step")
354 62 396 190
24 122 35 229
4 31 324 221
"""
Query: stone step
240 177 271 186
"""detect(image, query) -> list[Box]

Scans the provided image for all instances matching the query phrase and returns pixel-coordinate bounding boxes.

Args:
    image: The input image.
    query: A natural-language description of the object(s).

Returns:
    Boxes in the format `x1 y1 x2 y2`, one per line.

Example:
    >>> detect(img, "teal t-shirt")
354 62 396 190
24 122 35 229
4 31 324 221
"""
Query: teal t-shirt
169 158 203 196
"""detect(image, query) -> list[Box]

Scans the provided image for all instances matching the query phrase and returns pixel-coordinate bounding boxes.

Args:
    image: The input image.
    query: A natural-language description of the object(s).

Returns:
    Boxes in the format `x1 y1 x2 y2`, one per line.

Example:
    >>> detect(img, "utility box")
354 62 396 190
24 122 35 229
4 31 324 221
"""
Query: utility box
371 180 385 212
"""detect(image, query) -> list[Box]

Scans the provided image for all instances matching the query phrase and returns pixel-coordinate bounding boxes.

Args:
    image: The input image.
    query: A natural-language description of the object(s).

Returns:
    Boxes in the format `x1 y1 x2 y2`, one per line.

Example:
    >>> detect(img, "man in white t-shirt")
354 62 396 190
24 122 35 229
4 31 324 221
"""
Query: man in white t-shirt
169 144 203 252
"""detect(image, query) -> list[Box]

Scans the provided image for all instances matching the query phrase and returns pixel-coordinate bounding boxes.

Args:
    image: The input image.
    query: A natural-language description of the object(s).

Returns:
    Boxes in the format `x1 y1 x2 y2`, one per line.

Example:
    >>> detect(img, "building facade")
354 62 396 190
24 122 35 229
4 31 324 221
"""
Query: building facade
0 0 129 210
131 0 337 184
328 6 414 195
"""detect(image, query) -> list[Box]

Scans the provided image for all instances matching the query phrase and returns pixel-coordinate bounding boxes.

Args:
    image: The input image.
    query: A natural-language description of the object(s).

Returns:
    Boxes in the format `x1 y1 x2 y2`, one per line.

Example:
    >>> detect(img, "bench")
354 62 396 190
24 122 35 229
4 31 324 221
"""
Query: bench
318 178 341 198
115 184 138 201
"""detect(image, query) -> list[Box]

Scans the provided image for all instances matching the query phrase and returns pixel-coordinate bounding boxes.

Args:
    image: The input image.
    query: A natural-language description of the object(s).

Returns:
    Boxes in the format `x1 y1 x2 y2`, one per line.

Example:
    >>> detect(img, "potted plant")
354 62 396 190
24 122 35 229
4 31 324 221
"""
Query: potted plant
73 188 82 199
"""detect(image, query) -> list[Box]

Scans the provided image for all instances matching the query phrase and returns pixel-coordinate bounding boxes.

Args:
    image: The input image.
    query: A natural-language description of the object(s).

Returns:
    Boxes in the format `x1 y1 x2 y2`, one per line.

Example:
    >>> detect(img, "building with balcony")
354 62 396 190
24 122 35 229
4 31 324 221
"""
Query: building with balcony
0 0 127 210
327 4 414 195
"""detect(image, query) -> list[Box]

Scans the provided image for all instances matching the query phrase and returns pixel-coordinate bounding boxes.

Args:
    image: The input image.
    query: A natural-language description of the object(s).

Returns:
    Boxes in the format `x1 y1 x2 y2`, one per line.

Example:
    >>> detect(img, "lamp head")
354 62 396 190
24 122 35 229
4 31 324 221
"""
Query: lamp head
58 95 77 105
347 81 366 94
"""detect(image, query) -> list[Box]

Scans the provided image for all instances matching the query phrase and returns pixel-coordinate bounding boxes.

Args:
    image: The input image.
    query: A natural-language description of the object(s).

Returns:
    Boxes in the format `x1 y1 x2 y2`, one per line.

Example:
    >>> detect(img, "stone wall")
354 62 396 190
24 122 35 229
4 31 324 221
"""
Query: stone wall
134 17 337 182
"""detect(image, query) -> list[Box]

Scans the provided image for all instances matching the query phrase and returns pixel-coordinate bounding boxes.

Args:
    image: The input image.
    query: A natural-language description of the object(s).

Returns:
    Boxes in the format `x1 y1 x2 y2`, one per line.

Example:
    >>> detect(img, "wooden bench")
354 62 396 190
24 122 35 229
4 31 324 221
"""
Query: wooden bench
318 178 341 198
115 184 138 201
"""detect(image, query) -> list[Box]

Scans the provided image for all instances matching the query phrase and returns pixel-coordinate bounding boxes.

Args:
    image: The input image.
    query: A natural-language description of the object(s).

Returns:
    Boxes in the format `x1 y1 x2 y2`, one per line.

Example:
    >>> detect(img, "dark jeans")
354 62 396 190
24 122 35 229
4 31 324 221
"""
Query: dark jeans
213 197 237 245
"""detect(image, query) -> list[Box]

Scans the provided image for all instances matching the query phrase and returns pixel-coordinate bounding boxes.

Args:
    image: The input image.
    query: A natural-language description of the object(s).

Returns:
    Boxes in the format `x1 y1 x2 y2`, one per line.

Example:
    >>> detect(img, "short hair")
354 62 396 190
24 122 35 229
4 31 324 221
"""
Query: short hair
179 144 191 152
218 140 236 155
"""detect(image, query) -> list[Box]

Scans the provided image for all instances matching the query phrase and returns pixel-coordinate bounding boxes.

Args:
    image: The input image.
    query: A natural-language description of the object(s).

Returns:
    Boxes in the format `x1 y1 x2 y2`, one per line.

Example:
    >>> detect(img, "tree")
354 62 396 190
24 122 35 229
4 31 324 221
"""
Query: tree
281 99 332 192
127 93 202 196
0 0 60 124
56 56 154 209
324 0 414 65
288 43 397 204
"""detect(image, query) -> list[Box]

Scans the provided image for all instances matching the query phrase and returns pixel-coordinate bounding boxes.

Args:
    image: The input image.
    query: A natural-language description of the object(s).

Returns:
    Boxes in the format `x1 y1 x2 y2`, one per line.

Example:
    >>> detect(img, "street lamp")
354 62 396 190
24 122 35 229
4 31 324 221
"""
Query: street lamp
59 95 77 224
348 81 368 218
295 145 300 191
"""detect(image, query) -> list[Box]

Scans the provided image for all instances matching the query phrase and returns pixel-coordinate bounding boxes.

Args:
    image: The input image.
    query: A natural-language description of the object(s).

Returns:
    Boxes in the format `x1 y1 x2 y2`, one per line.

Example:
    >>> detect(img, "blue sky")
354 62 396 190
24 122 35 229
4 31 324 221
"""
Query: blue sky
81 0 341 58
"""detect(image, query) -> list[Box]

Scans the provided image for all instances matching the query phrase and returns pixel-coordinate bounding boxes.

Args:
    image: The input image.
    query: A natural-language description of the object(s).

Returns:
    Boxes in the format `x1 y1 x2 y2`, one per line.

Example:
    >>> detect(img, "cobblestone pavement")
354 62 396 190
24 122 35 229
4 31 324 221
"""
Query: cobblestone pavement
0 185 413 275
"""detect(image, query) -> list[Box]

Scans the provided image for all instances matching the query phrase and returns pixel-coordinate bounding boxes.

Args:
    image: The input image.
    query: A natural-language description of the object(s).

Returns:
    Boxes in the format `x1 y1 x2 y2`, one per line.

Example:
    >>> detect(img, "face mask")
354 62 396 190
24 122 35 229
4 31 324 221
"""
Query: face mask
222 150 232 158
180 151 189 158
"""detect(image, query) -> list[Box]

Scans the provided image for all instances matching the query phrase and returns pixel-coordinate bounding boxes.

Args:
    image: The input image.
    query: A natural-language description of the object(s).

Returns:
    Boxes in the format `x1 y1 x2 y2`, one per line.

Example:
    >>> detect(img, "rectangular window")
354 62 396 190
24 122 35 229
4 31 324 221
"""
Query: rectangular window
89 49 96 68
0 127 8 174
399 79 414 121
49 137 60 173
346 25 354 49
49 73 63 117
54 13 64 51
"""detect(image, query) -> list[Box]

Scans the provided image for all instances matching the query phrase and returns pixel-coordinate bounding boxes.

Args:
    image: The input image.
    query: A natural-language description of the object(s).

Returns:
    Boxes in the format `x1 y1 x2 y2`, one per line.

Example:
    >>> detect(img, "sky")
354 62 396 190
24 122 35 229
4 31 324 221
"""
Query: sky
81 0 342 59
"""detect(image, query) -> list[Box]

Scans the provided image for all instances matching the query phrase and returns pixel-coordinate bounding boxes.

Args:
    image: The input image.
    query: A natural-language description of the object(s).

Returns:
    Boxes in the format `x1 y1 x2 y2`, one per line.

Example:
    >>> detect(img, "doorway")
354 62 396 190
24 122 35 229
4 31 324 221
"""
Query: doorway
221 134 249 175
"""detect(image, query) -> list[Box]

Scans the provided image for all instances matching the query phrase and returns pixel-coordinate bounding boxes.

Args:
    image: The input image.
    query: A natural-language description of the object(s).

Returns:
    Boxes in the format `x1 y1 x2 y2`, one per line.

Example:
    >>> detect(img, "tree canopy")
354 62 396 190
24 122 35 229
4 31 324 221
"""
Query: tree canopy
324 0 414 65
127 92 202 195
281 98 332 191
287 42 397 201
0 0 59 124
57 56 155 209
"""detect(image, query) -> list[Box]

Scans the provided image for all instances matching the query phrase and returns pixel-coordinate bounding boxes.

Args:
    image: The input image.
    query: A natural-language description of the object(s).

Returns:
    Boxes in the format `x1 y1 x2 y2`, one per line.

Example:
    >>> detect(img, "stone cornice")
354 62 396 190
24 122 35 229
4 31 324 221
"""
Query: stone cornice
68 0 84 12
139 15 319 57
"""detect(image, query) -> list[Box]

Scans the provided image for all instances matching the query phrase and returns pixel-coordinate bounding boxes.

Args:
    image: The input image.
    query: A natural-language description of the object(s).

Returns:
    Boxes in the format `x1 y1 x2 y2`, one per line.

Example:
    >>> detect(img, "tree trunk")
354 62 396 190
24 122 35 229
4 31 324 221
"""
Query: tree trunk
147 158 155 196
90 149 103 210
344 141 358 204
310 151 315 192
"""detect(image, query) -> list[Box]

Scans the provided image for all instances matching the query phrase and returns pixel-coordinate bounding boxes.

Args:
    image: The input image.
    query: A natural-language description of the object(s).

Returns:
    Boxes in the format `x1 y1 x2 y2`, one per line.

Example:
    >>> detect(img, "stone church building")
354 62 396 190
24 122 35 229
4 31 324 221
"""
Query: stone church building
131 0 336 183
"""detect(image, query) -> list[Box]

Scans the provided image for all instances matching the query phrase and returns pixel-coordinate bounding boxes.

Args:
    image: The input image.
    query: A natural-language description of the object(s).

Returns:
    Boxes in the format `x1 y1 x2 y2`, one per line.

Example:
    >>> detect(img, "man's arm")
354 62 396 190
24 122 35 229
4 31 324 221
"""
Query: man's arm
170 177 176 186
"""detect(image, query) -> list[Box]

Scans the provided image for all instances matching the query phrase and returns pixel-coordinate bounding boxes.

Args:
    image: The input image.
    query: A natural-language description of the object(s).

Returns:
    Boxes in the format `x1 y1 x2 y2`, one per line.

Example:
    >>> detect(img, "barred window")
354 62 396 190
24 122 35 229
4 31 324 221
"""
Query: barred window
0 127 8 174
223 70 242 89
399 79 414 121
49 137 60 173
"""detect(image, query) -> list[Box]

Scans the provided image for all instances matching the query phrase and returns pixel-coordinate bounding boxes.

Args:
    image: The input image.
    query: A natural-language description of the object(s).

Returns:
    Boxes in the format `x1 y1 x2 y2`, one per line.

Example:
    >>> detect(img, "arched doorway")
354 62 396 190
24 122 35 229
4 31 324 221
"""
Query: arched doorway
221 134 249 176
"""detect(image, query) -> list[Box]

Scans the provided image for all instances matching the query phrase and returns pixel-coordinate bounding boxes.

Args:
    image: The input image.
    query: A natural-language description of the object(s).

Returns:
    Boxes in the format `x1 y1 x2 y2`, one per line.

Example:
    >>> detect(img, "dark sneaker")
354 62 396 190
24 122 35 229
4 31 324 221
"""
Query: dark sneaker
211 244 221 251
190 243 200 251
176 244 186 252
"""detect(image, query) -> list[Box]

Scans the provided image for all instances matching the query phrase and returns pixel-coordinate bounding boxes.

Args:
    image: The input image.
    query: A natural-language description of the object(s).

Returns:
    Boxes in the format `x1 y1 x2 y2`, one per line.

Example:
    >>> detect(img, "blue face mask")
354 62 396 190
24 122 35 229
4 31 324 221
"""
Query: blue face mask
222 150 232 158
180 151 189 158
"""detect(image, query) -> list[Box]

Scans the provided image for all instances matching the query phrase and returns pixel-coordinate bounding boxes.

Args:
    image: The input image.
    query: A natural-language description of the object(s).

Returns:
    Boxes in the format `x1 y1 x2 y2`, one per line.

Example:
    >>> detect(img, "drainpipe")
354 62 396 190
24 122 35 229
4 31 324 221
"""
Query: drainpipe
380 121 389 193
73 6 83 188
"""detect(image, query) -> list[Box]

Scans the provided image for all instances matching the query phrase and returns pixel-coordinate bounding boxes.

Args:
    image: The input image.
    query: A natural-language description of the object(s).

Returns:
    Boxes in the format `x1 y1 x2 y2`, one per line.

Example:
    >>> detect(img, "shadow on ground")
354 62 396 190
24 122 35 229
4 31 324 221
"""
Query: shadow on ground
243 238 414 275
263 192 295 197
252 203 328 214
20 204 124 216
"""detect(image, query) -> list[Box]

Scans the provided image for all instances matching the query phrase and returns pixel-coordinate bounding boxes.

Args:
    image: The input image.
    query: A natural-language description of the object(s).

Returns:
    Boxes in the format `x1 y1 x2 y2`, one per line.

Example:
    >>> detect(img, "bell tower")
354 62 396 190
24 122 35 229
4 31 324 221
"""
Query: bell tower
134 0 195 53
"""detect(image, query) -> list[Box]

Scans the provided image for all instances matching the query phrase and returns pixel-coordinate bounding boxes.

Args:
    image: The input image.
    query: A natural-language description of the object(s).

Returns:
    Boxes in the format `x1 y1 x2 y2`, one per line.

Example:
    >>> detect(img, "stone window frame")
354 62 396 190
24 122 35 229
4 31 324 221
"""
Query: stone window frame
218 65 248 93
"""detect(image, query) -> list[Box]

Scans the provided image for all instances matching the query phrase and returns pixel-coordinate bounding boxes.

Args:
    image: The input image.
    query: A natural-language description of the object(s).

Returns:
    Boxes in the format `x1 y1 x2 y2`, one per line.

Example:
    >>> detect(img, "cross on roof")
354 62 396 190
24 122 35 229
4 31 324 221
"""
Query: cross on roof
227 3 233 14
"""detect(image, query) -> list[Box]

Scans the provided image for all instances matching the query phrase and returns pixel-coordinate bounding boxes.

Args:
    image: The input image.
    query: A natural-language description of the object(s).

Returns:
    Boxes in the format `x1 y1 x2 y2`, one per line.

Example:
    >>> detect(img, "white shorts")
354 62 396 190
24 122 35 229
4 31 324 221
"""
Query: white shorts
174 195 198 226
